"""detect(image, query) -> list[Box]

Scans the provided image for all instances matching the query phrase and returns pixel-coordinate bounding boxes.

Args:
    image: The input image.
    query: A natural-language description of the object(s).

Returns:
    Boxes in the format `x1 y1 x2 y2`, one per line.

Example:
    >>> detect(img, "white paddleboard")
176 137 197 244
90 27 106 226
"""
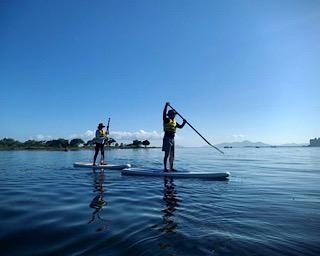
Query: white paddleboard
122 168 230 180
74 162 131 170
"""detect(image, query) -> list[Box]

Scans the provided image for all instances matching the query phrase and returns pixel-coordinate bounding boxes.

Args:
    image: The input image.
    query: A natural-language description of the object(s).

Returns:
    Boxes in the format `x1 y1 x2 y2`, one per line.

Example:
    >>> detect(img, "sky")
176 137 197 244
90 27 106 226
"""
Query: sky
0 0 319 146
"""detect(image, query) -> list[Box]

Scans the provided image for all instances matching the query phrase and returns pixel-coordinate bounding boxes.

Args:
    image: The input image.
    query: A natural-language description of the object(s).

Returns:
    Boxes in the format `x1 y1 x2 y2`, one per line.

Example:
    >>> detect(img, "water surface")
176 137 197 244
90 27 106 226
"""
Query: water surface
0 148 319 255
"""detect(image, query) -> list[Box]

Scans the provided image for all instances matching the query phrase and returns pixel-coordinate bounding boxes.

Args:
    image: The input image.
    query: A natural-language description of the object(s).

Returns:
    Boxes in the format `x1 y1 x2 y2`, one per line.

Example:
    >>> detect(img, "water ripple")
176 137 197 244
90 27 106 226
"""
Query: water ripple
0 148 319 255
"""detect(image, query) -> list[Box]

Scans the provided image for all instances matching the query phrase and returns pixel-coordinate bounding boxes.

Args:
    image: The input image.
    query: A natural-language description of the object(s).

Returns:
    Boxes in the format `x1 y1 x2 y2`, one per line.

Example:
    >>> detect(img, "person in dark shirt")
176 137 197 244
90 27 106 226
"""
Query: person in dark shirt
162 102 186 171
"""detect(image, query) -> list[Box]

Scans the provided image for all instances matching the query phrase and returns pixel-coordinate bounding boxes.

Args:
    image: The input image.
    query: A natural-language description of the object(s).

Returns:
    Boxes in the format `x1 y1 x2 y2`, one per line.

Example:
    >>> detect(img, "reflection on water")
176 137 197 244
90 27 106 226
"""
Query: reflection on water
155 177 180 252
160 177 179 234
1 149 319 255
88 169 108 232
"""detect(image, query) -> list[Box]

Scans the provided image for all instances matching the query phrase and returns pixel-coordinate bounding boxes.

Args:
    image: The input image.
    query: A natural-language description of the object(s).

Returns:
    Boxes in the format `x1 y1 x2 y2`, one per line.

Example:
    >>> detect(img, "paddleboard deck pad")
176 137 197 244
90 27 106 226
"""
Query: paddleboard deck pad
122 168 230 180
74 162 131 170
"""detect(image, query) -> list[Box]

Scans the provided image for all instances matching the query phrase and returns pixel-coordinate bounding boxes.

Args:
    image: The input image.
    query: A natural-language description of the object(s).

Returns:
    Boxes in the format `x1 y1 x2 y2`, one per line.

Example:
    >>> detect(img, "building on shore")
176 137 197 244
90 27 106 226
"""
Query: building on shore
309 138 320 147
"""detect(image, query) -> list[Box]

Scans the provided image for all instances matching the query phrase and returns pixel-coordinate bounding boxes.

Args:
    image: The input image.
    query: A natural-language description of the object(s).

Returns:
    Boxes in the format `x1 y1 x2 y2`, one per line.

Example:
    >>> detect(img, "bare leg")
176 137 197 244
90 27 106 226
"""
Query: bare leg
169 149 174 171
163 151 169 171
93 144 99 165
100 145 105 164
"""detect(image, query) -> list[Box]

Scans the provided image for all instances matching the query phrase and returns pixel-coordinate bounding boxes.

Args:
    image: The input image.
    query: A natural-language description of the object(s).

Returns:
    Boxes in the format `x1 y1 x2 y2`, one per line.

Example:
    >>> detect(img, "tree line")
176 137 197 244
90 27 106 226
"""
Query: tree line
0 137 151 150
309 137 320 147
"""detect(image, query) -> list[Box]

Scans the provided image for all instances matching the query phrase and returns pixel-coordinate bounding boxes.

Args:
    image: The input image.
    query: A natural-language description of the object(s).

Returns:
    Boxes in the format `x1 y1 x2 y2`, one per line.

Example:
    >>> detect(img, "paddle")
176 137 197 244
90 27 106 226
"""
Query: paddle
102 118 110 147
168 104 224 154
106 118 110 134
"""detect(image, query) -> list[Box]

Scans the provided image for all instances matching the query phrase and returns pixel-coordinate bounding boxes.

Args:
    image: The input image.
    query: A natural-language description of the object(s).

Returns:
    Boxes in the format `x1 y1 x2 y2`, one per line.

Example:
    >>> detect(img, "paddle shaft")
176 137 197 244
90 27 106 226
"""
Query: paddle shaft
168 104 224 154
103 118 110 146
106 118 110 133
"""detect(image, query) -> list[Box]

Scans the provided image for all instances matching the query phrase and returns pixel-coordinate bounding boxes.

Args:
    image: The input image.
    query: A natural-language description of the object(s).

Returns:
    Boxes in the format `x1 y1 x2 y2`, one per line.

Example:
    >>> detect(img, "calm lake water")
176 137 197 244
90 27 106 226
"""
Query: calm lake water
0 147 319 256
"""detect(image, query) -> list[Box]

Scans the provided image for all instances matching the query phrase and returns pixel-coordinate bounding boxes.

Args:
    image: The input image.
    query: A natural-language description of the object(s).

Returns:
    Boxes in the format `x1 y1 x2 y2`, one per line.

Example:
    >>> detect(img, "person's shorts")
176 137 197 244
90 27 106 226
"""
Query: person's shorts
162 136 175 156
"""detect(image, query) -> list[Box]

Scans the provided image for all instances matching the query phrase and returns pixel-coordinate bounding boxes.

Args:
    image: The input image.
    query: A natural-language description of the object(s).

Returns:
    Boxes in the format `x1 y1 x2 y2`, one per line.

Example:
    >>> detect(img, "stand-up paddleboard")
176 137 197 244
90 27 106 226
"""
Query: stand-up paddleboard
122 168 230 180
74 162 131 170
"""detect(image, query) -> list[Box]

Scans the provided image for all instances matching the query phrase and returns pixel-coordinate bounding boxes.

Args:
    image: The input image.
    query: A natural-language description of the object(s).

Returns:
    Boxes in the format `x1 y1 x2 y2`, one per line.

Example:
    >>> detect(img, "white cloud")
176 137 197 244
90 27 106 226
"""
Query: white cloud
31 130 164 142
84 130 95 137
73 129 163 141
232 134 247 139
110 130 163 140
69 130 95 140
31 134 53 141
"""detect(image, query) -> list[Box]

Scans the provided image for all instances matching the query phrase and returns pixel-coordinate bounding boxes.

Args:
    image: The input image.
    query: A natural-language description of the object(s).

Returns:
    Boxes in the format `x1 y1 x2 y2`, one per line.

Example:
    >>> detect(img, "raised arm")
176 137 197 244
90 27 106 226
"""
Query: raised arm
163 102 169 120
176 119 187 129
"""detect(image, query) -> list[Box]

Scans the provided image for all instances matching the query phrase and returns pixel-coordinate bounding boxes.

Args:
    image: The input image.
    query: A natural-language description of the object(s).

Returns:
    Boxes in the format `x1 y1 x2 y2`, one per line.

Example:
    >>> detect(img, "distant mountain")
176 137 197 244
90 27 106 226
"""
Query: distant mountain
214 140 309 148
278 143 308 147
215 140 270 148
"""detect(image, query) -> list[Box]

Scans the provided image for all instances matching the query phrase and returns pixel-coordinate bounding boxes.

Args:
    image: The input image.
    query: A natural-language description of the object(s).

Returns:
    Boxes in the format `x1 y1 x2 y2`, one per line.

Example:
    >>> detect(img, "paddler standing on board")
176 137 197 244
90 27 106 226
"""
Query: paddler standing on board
93 122 109 166
163 102 186 172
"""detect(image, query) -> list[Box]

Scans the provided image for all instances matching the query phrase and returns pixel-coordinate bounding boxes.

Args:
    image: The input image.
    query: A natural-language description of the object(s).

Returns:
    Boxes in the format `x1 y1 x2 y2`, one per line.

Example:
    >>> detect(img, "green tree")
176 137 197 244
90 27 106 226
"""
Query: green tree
107 138 116 146
0 138 22 148
46 139 69 148
70 138 84 147
142 140 150 148
132 140 142 147
85 139 95 146
23 140 45 148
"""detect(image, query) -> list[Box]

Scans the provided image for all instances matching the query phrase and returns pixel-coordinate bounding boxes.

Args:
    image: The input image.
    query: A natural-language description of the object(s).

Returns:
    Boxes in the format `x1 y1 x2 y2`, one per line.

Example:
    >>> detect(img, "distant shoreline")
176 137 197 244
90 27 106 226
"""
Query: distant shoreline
1 145 318 151
0 146 161 151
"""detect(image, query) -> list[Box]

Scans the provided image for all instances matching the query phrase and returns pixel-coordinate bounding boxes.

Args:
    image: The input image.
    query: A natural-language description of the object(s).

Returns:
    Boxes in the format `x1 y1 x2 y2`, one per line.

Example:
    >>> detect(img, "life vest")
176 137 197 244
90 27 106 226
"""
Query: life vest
99 130 107 138
164 119 177 133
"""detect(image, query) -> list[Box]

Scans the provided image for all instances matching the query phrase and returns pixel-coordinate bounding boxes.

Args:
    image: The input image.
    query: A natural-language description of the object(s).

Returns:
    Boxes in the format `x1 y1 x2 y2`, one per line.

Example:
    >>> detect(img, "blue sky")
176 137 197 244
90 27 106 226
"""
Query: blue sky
0 0 319 146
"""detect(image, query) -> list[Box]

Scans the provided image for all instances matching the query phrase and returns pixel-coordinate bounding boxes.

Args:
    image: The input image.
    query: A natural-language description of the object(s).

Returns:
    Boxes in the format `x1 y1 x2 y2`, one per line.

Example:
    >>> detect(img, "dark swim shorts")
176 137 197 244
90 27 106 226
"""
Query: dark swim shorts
162 136 175 156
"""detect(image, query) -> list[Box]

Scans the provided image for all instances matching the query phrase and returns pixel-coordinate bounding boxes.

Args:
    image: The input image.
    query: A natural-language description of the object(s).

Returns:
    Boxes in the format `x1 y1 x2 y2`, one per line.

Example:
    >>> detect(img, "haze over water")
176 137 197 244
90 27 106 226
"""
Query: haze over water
0 147 319 255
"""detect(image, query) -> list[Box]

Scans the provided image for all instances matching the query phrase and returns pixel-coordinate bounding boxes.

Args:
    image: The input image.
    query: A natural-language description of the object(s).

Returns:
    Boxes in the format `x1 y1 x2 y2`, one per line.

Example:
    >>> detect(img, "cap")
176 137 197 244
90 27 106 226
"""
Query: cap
168 110 176 115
